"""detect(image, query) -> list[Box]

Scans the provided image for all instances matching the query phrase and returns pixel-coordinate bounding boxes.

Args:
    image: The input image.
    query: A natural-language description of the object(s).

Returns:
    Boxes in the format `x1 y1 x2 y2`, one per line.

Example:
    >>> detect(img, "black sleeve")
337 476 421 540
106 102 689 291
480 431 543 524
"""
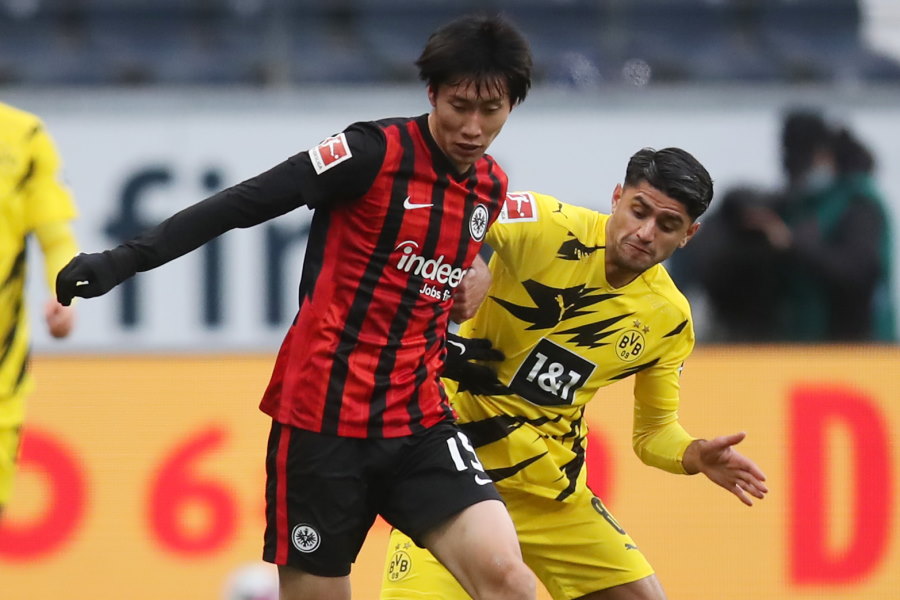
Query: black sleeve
107 121 386 276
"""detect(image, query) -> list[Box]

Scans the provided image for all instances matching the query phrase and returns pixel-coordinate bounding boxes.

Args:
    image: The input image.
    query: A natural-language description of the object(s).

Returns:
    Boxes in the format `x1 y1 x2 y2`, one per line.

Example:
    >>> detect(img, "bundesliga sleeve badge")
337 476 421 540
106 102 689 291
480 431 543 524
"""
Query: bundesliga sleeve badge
498 192 539 223
309 132 353 174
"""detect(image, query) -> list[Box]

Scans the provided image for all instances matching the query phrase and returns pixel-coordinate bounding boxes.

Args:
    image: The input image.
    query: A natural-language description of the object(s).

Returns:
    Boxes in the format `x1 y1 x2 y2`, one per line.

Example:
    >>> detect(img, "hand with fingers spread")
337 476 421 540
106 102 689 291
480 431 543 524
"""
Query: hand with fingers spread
682 432 769 506
442 332 509 396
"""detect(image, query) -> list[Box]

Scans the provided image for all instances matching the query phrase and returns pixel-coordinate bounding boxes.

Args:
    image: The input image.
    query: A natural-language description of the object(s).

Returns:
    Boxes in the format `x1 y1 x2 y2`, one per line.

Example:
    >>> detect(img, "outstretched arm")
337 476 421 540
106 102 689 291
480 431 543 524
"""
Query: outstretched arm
681 432 768 506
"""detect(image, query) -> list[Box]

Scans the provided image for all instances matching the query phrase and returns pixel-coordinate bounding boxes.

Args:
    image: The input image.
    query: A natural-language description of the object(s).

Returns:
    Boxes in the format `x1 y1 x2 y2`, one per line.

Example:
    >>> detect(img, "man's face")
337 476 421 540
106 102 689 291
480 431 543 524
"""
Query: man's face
605 181 700 285
427 79 512 173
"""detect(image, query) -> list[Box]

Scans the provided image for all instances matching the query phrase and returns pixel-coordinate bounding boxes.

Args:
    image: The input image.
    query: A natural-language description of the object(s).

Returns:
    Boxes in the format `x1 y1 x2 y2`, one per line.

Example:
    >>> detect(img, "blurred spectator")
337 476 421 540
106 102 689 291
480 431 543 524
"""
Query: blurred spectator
676 108 896 343
779 119 896 342
682 186 786 342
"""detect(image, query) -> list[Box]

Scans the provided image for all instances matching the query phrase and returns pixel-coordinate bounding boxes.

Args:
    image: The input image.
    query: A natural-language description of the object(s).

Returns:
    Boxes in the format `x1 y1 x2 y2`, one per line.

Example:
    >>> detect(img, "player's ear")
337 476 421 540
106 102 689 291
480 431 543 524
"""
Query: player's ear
680 221 701 247
427 85 438 107
611 184 624 211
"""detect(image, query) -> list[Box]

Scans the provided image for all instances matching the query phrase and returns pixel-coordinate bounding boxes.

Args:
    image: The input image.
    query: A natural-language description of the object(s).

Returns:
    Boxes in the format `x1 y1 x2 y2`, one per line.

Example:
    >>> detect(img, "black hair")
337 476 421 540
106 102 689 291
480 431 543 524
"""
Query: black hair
624 147 713 220
416 14 532 107
833 127 875 175
780 108 833 183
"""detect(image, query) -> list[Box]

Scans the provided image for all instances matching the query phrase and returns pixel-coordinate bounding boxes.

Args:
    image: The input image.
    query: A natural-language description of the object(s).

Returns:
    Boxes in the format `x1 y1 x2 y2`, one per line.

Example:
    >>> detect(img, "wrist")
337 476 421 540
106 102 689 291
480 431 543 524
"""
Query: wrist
681 438 706 475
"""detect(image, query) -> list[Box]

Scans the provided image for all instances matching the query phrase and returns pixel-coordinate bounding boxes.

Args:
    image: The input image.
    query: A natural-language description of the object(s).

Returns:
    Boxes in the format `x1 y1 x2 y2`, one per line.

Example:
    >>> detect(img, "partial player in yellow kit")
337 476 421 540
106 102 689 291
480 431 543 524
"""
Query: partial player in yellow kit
0 102 78 517
382 148 768 600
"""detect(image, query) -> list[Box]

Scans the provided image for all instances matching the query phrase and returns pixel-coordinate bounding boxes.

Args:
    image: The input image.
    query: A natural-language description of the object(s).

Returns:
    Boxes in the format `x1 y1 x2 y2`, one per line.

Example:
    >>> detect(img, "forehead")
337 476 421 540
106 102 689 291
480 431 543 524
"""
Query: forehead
439 77 509 102
622 181 691 219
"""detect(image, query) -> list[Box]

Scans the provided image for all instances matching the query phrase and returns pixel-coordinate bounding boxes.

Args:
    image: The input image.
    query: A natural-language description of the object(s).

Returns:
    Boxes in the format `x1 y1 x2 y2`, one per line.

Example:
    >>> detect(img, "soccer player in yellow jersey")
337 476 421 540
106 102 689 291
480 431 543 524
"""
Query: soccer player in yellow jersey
381 147 768 599
0 102 79 518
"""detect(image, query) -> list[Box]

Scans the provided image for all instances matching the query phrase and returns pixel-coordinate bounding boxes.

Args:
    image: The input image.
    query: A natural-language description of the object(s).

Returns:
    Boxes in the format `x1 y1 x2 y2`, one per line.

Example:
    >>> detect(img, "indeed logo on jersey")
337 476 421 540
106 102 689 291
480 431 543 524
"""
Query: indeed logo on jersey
394 241 466 301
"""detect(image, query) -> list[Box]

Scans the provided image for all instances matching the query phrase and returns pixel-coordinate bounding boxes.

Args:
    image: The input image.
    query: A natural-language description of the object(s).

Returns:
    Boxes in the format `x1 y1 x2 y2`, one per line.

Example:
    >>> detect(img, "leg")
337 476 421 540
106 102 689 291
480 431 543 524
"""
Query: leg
381 423 536 600
502 486 664 600
422 499 536 600
278 565 351 600
575 575 666 600
0 422 24 521
263 422 379 600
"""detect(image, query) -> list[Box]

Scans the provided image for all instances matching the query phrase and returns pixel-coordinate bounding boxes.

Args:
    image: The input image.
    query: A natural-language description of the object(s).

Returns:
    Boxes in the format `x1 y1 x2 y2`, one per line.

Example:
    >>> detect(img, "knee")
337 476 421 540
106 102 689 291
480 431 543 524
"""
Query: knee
477 558 535 600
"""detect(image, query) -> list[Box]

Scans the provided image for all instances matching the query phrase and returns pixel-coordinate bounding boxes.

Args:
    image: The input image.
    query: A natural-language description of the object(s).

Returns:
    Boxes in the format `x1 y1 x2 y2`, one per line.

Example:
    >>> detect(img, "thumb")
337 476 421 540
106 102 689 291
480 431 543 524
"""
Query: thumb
712 431 747 450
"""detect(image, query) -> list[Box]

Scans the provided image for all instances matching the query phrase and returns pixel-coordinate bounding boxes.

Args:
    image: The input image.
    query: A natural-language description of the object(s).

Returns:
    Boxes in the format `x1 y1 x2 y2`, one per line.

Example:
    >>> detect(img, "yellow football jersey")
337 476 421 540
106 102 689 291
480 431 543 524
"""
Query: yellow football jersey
0 102 77 405
452 191 696 502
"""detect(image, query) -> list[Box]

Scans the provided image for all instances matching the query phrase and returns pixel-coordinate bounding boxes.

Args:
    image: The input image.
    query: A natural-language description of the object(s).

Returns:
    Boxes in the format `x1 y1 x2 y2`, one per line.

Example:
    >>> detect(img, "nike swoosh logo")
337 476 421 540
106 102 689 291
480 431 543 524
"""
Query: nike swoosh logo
475 475 493 486
403 196 434 210
75 280 90 287
447 340 466 353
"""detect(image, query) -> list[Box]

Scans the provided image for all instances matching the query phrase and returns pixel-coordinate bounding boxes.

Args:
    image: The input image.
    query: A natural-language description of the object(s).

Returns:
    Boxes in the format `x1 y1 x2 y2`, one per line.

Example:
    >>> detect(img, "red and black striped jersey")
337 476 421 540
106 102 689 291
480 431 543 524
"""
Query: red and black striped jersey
108 114 507 438
260 115 507 437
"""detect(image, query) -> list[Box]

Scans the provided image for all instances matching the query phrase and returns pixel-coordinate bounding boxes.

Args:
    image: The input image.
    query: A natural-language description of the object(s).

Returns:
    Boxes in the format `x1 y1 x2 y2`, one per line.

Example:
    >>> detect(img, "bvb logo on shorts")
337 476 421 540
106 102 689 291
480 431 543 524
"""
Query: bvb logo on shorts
470 204 489 242
615 329 645 362
291 524 321 553
387 549 412 582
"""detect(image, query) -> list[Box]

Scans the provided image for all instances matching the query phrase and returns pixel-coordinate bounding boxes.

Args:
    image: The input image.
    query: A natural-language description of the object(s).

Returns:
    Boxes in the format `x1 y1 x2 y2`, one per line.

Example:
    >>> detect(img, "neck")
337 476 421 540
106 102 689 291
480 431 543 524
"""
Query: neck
605 262 640 289
427 113 470 175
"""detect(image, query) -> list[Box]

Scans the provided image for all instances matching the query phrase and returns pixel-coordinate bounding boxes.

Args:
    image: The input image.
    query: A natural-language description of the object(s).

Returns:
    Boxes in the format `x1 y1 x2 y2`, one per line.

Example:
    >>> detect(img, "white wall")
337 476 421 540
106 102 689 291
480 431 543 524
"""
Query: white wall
8 85 900 351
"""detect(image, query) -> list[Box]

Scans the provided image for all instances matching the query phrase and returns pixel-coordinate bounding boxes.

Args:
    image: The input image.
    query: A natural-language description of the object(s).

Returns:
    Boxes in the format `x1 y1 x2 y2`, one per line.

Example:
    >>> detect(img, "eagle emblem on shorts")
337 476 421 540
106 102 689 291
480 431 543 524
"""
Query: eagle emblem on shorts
291 524 321 553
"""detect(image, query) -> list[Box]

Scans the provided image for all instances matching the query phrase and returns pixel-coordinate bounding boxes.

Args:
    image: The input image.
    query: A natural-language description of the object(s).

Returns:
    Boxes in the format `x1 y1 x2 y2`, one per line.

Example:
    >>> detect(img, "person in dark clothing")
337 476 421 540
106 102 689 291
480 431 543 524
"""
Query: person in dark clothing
780 125 895 341
54 14 539 600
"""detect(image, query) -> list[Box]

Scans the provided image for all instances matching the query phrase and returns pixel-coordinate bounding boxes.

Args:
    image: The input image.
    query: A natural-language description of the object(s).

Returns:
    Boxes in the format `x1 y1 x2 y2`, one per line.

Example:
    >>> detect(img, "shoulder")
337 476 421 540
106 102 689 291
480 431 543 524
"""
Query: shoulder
641 262 693 323
498 191 598 224
0 102 43 139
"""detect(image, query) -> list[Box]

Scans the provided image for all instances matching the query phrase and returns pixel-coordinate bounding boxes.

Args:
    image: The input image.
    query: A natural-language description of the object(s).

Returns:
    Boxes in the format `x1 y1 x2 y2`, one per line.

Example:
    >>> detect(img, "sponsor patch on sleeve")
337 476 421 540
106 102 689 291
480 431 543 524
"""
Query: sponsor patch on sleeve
308 132 353 174
498 192 539 223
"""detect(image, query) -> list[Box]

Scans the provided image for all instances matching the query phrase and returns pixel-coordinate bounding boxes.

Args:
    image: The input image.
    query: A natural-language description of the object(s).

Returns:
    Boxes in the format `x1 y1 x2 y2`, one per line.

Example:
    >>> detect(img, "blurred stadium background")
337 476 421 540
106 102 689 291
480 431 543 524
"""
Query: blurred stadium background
1 1 899 598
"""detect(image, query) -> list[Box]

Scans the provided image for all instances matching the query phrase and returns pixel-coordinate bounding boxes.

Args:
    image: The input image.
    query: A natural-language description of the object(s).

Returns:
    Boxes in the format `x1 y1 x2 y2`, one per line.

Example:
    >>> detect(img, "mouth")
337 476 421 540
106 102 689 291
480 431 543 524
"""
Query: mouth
455 142 482 155
624 241 652 256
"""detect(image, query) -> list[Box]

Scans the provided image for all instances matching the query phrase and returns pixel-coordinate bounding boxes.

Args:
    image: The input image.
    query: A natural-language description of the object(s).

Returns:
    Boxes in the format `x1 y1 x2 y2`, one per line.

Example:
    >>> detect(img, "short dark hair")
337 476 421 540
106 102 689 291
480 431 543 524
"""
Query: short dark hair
416 14 532 107
780 108 833 182
624 147 713 220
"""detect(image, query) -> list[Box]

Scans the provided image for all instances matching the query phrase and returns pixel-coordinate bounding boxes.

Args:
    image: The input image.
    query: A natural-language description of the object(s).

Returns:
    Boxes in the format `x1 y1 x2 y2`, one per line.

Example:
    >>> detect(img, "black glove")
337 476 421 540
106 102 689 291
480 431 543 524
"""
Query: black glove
442 332 510 396
56 251 129 306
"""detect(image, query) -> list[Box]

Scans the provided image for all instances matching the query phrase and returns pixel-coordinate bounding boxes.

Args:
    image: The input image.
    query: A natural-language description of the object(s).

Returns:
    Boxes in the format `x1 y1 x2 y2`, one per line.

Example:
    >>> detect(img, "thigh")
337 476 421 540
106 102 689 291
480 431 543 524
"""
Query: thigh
506 486 655 600
0 424 22 506
380 528 469 600
380 421 502 543
262 421 377 577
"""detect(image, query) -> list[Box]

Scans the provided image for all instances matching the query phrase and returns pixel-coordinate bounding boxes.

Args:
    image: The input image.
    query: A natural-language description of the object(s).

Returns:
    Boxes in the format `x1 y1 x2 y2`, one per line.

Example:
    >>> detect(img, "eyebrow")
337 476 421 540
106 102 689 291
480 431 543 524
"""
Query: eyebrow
632 195 686 225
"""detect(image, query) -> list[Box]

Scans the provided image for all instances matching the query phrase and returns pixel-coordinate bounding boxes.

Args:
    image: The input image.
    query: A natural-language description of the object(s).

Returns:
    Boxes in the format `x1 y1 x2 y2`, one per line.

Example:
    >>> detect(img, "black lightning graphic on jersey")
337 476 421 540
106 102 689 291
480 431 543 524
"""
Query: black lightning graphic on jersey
609 358 661 380
557 233 603 260
664 319 688 337
555 313 634 349
459 413 565 448
459 410 585 497
491 280 619 330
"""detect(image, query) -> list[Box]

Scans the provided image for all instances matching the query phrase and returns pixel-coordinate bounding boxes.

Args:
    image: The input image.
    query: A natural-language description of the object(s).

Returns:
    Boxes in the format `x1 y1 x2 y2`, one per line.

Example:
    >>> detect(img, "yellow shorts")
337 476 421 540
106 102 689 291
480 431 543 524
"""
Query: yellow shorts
0 390 27 506
380 484 654 600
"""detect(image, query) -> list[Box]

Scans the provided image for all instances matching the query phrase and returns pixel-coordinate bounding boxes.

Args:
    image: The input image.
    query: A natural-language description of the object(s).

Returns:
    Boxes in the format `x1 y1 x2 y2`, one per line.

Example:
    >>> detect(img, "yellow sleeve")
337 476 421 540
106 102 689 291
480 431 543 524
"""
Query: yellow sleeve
24 123 78 229
631 336 697 474
34 222 79 292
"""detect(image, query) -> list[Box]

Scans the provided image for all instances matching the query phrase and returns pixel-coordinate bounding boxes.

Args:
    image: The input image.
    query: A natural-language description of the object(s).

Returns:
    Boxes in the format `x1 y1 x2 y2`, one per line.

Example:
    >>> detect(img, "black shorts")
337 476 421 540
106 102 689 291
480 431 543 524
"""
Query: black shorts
262 419 502 577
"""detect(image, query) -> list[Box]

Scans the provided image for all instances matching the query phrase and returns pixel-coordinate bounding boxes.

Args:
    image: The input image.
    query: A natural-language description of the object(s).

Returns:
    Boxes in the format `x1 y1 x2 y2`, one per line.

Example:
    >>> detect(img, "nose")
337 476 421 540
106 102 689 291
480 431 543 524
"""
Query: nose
461 111 482 139
635 219 656 242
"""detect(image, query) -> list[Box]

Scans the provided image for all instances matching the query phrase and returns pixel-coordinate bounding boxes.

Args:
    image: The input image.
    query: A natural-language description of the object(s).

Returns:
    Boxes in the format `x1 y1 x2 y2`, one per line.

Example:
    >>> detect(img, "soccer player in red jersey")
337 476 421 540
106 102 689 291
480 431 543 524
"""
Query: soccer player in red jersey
55 14 536 600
